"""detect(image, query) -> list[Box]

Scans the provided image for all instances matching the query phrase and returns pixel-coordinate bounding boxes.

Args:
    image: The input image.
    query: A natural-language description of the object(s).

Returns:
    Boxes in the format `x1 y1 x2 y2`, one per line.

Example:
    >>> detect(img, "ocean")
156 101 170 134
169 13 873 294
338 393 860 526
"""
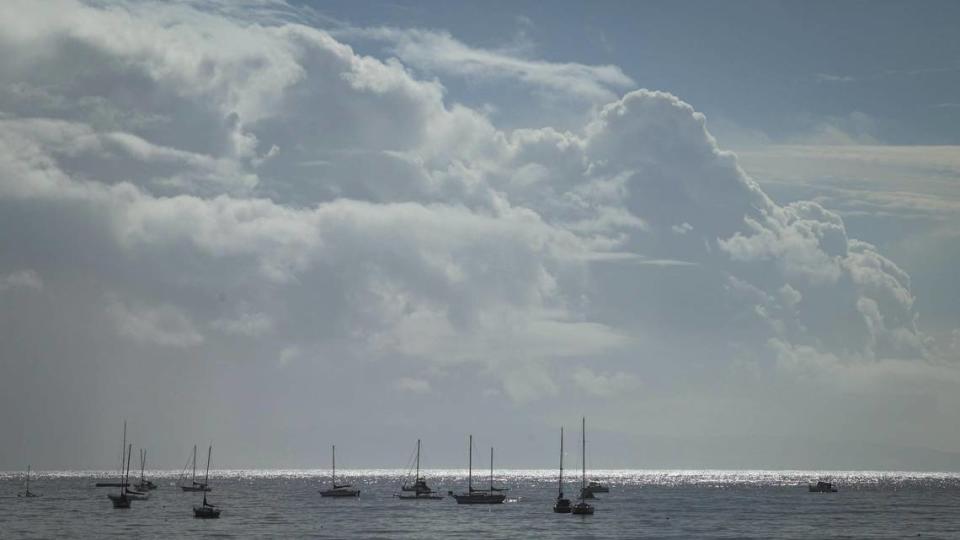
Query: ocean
2 470 959 538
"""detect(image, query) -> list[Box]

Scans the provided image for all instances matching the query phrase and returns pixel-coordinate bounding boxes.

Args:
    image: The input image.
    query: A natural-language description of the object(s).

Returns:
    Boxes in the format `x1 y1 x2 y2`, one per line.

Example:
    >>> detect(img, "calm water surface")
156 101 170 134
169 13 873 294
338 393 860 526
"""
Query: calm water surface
2 470 960 538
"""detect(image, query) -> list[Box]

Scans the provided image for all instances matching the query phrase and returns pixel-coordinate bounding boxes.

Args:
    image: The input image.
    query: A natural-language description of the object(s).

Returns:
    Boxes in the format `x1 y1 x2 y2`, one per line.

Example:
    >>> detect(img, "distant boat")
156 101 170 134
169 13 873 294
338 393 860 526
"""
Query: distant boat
552 428 571 513
584 480 609 494
179 445 211 492
397 439 443 500
809 480 838 493
571 417 595 515
192 445 221 518
18 465 39 498
319 445 360 497
134 449 157 491
450 435 506 504
107 443 134 509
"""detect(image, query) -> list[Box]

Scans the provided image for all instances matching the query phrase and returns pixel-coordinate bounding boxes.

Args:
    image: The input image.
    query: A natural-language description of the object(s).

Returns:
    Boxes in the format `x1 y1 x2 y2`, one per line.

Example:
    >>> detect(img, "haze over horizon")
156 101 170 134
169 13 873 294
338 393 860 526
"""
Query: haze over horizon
2 0 960 472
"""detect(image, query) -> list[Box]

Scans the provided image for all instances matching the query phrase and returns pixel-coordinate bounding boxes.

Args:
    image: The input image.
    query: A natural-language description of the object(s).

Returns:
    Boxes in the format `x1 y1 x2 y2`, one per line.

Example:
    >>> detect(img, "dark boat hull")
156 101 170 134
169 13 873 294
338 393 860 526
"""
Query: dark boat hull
452 492 506 504
320 488 360 497
107 493 131 508
194 506 221 518
553 498 572 513
181 485 211 492
572 502 594 515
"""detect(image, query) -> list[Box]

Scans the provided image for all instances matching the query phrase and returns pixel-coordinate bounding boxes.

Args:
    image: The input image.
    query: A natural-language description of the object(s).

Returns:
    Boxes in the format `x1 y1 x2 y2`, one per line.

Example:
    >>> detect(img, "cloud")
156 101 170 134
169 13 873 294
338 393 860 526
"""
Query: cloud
0 269 43 292
107 296 204 347
0 0 951 468
571 367 639 397
212 311 274 337
339 27 635 101
394 376 431 394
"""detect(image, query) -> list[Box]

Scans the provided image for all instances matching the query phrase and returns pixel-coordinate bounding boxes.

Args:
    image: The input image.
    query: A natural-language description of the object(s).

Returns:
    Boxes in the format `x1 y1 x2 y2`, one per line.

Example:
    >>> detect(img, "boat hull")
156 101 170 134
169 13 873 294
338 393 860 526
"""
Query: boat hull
397 493 444 500
320 488 360 497
193 506 221 518
572 501 594 515
181 485 211 492
553 498 572 513
107 493 131 508
451 492 506 504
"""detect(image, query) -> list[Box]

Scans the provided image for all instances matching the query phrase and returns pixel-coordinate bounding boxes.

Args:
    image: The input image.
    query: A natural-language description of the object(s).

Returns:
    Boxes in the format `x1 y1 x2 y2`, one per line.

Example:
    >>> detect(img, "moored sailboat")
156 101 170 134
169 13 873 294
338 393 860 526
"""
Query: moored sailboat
134 449 157 491
192 445 221 518
319 445 360 497
179 445 211 492
552 428 571 513
18 465 39 498
450 435 506 504
397 439 442 500
107 444 134 509
571 417 595 515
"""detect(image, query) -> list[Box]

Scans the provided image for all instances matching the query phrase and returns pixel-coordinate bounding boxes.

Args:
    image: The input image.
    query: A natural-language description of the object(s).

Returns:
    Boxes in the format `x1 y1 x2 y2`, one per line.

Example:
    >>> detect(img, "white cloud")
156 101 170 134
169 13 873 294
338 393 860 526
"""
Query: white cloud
339 27 635 101
0 0 952 469
571 367 639 397
0 269 43 292
107 296 204 347
394 377 431 394
212 311 274 337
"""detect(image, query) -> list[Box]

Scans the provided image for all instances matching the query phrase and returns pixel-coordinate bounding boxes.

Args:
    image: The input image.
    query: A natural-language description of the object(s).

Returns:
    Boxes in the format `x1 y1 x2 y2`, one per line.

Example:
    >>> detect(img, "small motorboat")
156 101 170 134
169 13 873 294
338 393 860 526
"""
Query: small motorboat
808 480 838 493
585 480 609 493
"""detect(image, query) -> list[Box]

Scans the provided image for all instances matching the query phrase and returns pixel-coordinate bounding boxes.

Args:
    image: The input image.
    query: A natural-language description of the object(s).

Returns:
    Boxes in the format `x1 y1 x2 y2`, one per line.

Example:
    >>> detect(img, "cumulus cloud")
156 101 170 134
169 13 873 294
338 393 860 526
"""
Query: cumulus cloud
0 0 949 468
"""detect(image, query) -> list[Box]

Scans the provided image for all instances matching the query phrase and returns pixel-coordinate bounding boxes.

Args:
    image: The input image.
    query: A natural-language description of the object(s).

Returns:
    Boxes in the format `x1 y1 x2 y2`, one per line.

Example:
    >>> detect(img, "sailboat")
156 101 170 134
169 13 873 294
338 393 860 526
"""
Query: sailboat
319 445 360 497
107 444 134 508
179 445 211 492
397 439 442 500
18 465 39 498
571 417 595 515
552 428 571 513
450 435 506 504
192 445 221 518
96 420 131 488
134 449 157 491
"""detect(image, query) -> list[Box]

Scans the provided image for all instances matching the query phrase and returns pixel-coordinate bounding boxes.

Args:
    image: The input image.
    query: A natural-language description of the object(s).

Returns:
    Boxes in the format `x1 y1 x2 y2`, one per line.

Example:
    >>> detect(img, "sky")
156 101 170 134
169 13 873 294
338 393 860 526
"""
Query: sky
1 0 959 471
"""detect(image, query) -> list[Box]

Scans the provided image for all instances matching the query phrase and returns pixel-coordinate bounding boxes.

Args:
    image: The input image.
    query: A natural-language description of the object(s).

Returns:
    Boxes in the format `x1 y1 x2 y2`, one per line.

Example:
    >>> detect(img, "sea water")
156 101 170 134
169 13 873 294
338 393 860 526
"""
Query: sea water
2 470 960 538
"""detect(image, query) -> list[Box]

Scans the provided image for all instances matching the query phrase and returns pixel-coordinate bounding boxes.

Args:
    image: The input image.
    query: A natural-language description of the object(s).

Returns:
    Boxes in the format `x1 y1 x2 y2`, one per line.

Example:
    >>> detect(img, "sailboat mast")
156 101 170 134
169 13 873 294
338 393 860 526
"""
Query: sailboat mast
416 439 421 482
490 447 494 491
559 427 564 496
124 443 132 495
192 444 197 483
120 420 127 479
204 445 212 486
26 465 30 492
467 435 473 491
581 417 586 491
140 449 145 484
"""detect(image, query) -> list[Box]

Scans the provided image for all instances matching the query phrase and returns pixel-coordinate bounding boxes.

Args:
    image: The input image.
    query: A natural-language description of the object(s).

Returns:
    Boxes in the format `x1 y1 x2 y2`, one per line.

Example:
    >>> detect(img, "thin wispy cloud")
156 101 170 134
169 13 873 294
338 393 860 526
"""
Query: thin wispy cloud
337 26 635 101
